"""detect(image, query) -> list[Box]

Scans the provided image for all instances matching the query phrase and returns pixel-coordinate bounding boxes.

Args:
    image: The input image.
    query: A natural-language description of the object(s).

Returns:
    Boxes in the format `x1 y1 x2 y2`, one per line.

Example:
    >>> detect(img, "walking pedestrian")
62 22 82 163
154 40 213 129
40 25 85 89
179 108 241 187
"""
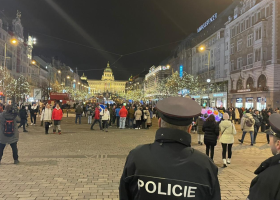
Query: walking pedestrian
196 115 204 145
264 111 272 144
239 110 255 146
30 103 38 125
18 105 28 132
219 113 236 167
119 105 128 129
252 110 262 144
75 103 83 124
87 106 93 124
52 103 63 134
203 115 219 161
134 107 142 129
247 113 280 200
101 107 110 132
119 97 221 200
0 105 21 164
41 104 52 134
128 106 135 129
90 107 102 130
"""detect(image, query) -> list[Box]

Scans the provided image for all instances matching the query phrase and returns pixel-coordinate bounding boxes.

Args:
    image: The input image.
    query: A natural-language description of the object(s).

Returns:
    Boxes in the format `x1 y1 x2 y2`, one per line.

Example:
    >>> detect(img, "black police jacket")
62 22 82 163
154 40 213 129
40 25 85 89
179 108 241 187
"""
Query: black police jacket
119 128 221 200
247 154 280 200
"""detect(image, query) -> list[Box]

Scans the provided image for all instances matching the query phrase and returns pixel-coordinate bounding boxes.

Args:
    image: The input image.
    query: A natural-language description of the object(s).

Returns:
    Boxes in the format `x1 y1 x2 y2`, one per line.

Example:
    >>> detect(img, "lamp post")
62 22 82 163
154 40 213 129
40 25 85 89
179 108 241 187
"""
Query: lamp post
2 38 18 103
207 78 211 107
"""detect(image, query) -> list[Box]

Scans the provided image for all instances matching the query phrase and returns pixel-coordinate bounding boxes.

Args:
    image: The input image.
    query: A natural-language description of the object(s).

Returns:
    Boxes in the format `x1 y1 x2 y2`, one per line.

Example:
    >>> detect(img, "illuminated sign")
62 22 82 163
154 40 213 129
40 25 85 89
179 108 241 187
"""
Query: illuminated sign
197 13 218 33
213 93 224 97
179 65 183 78
237 89 250 93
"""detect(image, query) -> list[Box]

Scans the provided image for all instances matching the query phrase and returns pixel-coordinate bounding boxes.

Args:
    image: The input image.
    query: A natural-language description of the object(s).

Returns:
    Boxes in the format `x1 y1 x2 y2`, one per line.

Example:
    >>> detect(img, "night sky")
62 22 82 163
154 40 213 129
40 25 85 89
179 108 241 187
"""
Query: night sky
0 0 233 80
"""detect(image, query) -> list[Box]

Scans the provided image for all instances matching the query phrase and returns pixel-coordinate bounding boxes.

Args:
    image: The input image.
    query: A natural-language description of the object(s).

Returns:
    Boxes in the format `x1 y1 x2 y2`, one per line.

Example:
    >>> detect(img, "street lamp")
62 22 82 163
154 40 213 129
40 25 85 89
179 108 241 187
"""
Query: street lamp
2 38 18 103
31 60 36 65
58 70 61 74
207 79 211 107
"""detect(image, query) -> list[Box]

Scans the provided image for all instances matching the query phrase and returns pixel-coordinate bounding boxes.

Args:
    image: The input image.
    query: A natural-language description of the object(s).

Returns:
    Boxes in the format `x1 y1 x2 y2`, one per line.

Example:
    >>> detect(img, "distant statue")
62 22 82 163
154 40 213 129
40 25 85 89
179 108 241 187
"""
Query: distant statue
16 10 21 19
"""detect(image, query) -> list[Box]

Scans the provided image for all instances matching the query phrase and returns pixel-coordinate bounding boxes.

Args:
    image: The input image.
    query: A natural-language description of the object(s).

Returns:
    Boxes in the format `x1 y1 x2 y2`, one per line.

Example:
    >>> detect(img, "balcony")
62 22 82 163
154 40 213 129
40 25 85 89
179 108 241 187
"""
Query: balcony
230 86 269 93
242 64 253 71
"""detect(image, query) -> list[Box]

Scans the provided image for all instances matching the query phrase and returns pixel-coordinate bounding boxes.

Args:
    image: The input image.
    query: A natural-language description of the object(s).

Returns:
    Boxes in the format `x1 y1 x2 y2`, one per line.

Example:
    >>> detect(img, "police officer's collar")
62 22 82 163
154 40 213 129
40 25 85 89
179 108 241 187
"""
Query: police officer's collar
254 154 280 175
155 128 191 146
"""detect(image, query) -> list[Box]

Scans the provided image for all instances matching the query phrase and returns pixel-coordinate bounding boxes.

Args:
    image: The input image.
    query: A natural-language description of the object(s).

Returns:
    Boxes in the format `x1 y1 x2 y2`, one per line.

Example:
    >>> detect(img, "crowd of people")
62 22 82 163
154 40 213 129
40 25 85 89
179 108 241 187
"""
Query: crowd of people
193 106 276 168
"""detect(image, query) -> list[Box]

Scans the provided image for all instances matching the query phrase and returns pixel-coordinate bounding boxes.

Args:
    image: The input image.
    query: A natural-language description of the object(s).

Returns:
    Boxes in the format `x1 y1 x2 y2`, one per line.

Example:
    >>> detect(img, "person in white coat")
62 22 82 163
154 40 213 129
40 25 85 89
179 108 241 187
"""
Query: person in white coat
101 107 110 132
219 113 236 167
41 104 53 134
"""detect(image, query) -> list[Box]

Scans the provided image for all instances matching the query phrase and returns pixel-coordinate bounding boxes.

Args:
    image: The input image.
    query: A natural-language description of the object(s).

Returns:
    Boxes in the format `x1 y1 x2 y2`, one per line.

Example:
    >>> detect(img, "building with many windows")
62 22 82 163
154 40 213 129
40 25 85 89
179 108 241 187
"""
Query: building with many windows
88 62 126 95
226 0 280 109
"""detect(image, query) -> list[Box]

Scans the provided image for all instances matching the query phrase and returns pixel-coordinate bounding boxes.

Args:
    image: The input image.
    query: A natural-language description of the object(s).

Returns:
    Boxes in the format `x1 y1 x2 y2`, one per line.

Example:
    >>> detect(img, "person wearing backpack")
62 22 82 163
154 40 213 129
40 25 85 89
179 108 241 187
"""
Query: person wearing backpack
239 110 255 146
252 110 263 144
219 113 236 167
0 105 21 164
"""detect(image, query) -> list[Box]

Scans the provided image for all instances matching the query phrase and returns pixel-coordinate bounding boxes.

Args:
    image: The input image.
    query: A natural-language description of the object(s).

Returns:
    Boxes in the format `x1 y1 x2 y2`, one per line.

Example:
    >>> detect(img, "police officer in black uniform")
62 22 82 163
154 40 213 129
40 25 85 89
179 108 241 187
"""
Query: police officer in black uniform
247 113 280 200
119 97 221 200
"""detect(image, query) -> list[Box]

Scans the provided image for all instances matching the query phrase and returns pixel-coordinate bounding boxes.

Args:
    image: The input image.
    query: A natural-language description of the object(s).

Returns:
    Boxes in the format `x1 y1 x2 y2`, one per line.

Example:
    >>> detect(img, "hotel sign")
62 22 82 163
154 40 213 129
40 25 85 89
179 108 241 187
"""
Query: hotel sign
197 13 218 33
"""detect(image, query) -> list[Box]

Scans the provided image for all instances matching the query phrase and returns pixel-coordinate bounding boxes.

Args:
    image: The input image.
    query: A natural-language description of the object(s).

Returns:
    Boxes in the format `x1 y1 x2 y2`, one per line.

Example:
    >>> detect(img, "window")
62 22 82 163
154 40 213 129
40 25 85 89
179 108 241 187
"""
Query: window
226 42 229 50
258 74 266 88
247 53 253 65
230 43 234 55
211 50 214 58
246 77 254 89
266 6 269 17
231 60 235 71
247 34 253 47
245 18 249 29
237 40 242 51
251 15 255 25
231 28 235 38
255 48 261 62
237 57 242 69
225 55 229 64
240 21 245 32
255 27 262 40
236 79 243 90
236 25 240 34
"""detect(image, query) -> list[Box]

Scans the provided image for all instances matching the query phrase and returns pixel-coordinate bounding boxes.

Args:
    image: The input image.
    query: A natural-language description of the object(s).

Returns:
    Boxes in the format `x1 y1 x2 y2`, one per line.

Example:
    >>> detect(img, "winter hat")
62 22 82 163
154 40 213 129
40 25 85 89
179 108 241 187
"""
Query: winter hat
223 113 229 120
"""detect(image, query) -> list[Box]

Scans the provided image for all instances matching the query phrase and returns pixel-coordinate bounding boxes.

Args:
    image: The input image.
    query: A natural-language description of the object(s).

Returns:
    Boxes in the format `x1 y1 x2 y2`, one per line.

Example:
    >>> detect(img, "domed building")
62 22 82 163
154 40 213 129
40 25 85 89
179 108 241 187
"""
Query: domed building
87 62 126 95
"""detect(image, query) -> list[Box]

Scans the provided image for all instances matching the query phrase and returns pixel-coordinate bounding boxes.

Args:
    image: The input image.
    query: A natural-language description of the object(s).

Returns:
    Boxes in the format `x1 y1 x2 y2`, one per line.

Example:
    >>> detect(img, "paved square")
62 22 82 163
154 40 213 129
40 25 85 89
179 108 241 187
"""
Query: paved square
0 117 272 200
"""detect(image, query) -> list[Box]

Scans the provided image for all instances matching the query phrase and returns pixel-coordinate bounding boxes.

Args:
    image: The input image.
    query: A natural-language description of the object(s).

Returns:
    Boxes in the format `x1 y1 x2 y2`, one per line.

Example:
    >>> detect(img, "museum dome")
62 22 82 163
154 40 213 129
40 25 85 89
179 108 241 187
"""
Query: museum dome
104 61 112 72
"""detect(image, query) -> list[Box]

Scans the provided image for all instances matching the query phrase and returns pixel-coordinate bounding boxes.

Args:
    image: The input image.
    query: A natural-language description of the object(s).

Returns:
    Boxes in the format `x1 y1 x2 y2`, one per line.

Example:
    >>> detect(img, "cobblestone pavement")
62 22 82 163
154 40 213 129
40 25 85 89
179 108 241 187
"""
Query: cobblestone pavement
0 117 272 200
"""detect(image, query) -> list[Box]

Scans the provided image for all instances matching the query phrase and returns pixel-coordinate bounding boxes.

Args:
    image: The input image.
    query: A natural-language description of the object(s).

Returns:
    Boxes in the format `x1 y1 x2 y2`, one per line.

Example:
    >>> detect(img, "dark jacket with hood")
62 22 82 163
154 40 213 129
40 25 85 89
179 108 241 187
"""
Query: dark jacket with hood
202 121 219 146
119 128 221 200
0 111 20 144
247 154 280 200
19 108 27 120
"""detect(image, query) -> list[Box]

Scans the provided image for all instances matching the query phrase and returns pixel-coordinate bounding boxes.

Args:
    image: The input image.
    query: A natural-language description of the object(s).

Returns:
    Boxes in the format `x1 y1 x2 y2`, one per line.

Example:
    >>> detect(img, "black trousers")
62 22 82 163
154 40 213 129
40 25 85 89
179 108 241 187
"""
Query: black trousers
266 133 270 143
116 116 120 127
206 144 215 160
45 122 50 133
136 120 141 128
91 119 102 130
31 114 36 124
254 125 260 142
0 142 18 161
221 143 233 159
103 120 108 129
19 119 26 131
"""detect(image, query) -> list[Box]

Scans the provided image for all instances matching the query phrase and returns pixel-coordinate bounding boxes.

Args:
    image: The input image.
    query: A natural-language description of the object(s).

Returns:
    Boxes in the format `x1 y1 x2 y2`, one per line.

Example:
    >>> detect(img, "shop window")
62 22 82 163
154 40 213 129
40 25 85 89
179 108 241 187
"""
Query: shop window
246 77 254 89
236 79 243 90
258 74 266 88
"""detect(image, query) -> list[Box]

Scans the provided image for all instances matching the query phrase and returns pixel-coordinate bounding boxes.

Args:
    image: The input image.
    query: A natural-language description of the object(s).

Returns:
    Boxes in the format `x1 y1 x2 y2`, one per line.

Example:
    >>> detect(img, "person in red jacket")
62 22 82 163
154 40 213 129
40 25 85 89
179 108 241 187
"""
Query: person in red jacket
52 103 63 134
119 106 128 129
90 107 102 130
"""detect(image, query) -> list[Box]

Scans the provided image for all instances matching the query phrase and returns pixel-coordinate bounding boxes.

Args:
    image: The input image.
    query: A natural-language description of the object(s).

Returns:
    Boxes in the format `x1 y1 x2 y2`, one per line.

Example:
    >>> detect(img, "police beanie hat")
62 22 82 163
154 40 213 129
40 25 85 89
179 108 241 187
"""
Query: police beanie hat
156 97 202 126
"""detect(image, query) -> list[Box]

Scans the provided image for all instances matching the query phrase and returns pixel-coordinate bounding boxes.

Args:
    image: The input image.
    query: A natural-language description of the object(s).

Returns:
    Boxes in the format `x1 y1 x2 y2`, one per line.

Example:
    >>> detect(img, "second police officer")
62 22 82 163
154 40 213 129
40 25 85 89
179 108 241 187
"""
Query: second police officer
119 97 221 200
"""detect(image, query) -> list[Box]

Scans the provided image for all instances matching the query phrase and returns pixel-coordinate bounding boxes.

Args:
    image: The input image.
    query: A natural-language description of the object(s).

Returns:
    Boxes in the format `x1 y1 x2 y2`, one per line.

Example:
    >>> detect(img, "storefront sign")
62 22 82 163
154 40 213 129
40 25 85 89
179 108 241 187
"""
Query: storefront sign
257 97 266 104
246 97 253 102
202 96 208 99
191 95 200 99
213 93 224 97
236 98 242 103
237 89 250 93
197 13 218 33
